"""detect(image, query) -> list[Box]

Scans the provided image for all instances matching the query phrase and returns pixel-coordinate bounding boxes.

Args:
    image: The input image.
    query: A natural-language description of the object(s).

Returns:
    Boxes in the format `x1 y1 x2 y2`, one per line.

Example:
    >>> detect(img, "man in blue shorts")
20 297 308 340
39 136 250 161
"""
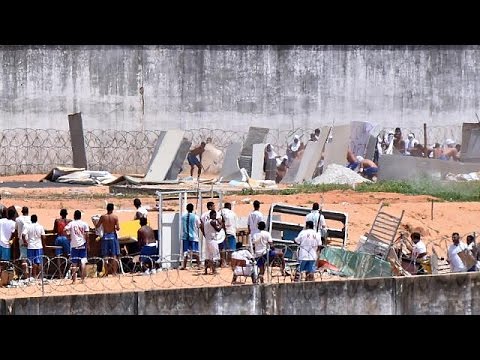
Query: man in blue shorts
95 203 120 276
187 141 206 178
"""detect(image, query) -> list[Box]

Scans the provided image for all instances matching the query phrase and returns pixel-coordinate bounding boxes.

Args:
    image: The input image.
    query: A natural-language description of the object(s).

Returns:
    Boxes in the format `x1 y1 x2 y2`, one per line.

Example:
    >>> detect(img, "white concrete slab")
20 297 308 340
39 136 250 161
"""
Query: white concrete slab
251 143 266 180
144 129 185 182
219 142 243 181
323 124 351 168
293 126 331 183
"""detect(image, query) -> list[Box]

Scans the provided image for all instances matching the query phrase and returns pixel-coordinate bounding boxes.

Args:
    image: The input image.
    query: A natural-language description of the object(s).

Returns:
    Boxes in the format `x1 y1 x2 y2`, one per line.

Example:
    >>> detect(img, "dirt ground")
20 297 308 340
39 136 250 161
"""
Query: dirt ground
1 173 479 298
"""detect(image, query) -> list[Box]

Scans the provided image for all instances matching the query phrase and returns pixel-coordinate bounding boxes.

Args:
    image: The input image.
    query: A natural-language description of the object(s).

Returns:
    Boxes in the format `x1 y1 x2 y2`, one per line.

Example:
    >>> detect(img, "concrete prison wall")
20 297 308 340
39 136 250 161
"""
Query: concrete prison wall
1 45 479 140
2 272 480 315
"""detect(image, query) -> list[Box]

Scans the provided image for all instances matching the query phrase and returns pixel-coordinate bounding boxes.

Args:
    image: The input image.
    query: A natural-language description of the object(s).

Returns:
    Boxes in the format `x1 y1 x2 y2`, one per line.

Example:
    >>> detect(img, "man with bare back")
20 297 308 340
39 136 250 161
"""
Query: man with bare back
95 203 120 276
187 141 206 178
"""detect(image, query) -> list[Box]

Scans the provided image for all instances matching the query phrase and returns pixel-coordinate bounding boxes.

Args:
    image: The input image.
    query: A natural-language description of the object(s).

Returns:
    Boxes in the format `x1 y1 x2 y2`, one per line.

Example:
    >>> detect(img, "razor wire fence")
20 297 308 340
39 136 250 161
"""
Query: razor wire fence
2 227 478 298
0 125 464 176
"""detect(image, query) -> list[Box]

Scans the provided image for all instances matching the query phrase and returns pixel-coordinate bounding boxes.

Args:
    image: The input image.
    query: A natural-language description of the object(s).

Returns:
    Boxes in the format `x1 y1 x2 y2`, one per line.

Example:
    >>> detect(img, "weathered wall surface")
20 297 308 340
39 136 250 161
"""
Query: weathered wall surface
0 45 479 138
379 154 480 181
3 272 480 315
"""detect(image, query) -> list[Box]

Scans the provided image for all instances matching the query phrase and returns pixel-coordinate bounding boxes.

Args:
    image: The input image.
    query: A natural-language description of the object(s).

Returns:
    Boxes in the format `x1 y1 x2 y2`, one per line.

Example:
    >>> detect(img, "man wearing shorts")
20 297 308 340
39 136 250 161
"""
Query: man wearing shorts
95 203 120 276
187 141 206 178
65 210 89 283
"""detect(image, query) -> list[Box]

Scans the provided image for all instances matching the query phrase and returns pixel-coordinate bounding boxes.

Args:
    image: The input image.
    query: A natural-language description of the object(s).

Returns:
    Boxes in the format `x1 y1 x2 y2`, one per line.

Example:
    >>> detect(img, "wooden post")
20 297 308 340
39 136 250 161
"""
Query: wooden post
431 199 434 220
424 123 428 158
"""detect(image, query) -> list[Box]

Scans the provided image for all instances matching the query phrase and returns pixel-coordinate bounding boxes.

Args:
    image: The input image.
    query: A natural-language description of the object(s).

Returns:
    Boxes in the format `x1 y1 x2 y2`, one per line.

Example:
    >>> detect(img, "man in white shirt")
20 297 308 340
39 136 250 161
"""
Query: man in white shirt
219 202 237 264
16 206 31 278
64 210 90 283
22 214 46 280
247 200 264 253
294 221 322 281
466 235 480 271
133 198 148 220
305 202 327 240
252 221 273 283
447 232 468 273
410 232 428 275
0 208 17 266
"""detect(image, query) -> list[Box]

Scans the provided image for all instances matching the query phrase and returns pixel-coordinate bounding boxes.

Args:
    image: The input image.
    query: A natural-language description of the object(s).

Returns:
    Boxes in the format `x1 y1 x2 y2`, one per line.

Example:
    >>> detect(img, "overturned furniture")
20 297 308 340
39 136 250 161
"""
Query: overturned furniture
357 203 404 260
267 202 348 249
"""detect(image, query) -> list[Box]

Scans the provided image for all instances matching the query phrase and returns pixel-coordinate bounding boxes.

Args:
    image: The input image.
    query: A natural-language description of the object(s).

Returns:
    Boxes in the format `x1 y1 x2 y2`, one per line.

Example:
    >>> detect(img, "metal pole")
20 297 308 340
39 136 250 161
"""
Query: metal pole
198 191 203 262
219 190 223 209
431 199 434 220
158 193 163 267
179 192 183 268
423 123 428 158
41 256 44 296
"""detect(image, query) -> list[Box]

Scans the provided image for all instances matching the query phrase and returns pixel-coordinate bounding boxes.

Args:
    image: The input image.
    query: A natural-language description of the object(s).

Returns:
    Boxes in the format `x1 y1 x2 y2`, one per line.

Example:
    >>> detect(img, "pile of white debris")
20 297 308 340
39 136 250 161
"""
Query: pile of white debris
310 164 371 186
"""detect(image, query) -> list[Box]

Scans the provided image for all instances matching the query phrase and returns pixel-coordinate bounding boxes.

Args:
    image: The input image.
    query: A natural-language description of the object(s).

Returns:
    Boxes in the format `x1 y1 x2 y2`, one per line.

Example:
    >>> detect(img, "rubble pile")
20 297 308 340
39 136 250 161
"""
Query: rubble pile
311 164 371 186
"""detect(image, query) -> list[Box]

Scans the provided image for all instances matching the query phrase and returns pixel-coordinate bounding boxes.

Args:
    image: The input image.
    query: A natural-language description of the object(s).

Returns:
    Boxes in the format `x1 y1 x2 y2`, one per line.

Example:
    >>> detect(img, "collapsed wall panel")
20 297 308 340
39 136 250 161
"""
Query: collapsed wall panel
219 142 243 181
378 154 480 181
143 129 185 182
293 126 331 183
165 138 192 180
239 127 270 176
250 143 266 180
68 112 88 169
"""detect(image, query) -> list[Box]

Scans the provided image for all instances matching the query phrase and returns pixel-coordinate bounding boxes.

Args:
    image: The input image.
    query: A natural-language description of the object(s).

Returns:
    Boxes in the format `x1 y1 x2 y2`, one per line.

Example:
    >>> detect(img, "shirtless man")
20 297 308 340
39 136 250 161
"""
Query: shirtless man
410 143 433 158
393 127 406 154
433 141 460 161
95 203 120 276
346 149 378 181
137 217 157 274
187 141 206 178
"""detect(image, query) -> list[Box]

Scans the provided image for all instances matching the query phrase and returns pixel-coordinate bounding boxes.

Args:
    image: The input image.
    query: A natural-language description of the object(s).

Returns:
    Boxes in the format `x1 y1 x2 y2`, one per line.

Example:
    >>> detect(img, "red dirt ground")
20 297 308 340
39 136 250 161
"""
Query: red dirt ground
1 173 478 297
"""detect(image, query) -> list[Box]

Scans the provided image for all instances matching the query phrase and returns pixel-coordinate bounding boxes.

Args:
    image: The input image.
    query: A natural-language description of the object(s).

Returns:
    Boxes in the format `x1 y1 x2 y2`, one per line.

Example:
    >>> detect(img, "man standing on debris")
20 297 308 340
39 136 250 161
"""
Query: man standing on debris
275 155 289 183
286 135 304 163
447 232 468 273
306 202 327 242
187 141 206 178
95 203 120 276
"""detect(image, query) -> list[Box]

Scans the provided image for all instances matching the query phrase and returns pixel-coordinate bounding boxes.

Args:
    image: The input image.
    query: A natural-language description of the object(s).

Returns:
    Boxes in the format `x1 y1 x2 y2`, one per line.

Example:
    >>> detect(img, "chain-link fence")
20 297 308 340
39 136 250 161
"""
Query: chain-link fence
0 125 463 176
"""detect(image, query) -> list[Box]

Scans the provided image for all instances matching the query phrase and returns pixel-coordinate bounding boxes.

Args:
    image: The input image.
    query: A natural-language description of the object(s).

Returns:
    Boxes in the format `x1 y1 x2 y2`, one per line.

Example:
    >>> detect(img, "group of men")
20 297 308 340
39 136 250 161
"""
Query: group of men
404 230 480 275
0 196 155 284
376 127 461 161
179 198 328 284
180 200 238 275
